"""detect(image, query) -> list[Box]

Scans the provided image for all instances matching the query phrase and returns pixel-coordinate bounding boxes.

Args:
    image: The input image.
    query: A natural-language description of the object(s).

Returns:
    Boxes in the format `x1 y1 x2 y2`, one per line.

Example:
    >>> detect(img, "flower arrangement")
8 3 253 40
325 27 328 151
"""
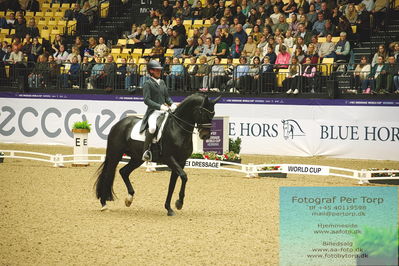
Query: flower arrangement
260 166 282 171
366 168 399 177
190 151 241 161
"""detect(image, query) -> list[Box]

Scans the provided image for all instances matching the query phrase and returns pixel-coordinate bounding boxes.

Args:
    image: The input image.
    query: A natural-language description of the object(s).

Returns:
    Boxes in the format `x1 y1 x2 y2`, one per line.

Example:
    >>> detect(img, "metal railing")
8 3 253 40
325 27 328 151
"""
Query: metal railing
2 61 398 96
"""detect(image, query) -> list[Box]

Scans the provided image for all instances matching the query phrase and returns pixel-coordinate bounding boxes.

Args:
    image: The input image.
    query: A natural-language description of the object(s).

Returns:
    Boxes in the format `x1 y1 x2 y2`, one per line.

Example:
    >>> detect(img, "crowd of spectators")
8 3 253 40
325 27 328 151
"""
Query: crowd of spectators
0 0 398 94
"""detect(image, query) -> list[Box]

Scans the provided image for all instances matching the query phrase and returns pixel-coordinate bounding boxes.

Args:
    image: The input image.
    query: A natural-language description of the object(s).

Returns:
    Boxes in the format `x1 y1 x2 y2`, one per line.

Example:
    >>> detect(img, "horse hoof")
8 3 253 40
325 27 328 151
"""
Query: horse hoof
100 205 108 212
175 199 183 210
167 210 176 216
125 194 134 207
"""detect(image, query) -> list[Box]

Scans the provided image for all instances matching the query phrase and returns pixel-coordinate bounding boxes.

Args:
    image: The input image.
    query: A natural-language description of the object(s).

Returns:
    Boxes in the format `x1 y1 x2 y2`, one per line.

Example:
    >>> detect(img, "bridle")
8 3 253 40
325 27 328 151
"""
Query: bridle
168 106 214 134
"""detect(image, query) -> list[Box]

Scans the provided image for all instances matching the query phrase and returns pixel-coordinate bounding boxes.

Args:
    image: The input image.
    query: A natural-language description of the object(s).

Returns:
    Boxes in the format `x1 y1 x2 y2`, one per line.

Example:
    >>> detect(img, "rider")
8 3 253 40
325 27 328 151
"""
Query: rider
140 60 177 161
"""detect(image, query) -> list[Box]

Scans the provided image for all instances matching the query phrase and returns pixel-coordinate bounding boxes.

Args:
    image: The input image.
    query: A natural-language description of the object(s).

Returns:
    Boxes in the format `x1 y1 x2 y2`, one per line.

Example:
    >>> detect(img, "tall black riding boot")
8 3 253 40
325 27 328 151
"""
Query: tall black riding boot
142 130 155 161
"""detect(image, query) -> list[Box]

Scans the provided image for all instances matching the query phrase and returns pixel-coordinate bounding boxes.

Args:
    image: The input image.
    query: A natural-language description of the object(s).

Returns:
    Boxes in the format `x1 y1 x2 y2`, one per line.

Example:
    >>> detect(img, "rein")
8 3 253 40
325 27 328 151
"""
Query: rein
168 106 214 134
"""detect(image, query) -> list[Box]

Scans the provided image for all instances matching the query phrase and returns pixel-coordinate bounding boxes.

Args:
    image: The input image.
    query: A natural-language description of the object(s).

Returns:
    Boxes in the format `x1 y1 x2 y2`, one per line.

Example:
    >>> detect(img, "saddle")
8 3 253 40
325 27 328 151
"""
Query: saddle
130 112 169 143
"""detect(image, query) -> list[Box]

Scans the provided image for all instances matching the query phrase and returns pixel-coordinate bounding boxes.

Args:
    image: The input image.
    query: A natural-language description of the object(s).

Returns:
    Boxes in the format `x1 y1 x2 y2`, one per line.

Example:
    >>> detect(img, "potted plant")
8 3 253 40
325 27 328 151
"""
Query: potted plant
220 151 242 165
353 226 398 266
71 120 91 166
72 121 91 133
258 166 287 178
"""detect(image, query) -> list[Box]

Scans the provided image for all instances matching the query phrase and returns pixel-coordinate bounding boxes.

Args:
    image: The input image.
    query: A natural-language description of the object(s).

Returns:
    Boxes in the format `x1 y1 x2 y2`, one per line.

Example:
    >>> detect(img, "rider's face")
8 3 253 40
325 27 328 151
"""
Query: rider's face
150 69 162 79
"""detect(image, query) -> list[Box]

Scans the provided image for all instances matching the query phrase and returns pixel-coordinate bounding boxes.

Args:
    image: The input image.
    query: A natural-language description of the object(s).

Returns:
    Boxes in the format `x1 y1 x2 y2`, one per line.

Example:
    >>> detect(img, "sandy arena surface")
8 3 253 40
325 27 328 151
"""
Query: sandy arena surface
0 143 398 265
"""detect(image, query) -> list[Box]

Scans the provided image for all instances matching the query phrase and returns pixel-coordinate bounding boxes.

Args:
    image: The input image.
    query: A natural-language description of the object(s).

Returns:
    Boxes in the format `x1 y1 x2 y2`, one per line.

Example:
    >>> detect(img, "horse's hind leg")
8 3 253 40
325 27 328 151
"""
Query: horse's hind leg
120 158 143 207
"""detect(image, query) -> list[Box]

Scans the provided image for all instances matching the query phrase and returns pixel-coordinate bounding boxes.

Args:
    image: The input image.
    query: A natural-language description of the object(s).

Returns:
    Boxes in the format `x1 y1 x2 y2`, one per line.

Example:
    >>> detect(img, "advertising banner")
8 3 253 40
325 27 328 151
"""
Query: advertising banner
0 93 398 160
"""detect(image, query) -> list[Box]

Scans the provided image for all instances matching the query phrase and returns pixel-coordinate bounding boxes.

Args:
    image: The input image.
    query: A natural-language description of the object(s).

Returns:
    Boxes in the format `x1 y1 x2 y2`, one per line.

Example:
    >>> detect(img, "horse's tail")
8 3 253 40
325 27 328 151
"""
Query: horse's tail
94 156 116 202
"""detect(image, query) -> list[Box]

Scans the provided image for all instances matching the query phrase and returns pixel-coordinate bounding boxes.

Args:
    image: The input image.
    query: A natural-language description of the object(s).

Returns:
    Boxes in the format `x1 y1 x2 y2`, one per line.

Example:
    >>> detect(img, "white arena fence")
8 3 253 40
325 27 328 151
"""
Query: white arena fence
1 150 398 185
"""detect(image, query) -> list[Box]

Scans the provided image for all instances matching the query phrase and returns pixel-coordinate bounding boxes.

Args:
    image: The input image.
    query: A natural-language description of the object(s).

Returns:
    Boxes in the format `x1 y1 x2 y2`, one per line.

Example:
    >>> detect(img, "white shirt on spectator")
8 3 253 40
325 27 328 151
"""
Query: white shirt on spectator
361 0 375 11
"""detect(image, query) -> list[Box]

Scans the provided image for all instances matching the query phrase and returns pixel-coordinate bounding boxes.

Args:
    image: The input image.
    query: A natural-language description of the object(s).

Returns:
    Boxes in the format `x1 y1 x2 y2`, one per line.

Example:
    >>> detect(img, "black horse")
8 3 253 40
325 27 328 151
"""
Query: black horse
95 93 221 216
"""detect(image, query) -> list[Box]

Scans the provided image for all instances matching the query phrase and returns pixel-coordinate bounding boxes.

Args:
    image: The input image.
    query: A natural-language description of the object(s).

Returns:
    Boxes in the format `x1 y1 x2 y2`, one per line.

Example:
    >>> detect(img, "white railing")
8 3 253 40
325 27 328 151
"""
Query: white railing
1 150 398 184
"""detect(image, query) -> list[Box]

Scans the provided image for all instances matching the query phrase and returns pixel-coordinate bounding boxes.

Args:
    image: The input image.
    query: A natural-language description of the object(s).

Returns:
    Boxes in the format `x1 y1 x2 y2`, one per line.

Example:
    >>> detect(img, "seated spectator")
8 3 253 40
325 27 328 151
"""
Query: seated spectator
284 56 302 94
284 30 295 49
4 13 15 29
301 57 317 93
166 57 185 91
318 34 335 59
336 16 353 39
372 45 387 67
28 54 49 88
306 4 317 24
51 34 64 54
207 17 218 36
282 0 297 16
288 14 300 35
194 38 204 56
94 37 109 58
103 55 117 91
21 35 32 60
80 1 95 23
312 13 325 36
233 24 248 45
212 36 229 58
297 0 310 13
353 56 371 93
162 0 173 19
230 37 244 58
156 28 168 48
202 0 216 19
60 56 80 88
219 28 233 47
385 56 399 93
14 15 26 39
80 56 93 89
293 36 307 53
207 56 226 90
274 28 284 40
274 36 285 55
150 18 161 36
257 35 268 50
222 7 234 25
260 56 276 93
172 17 186 37
303 43 319 64
74 36 87 58
182 38 197 59
295 23 312 45
262 36 276 57
247 8 260 28
345 3 358 25
140 27 156 49
270 5 282 25
187 57 199 90
26 18 39 38
264 45 277 64
149 39 165 61
234 6 247 26
250 25 262 44
230 56 250 93
248 56 261 94
362 56 387 93
242 35 257 58
392 42 399 63
54 45 69 64
191 1 203 19
272 15 289 34
127 27 144 47
84 37 97 58
168 29 186 50
67 46 82 63
325 32 350 62
291 45 305 64
193 55 210 90
330 7 341 26
87 56 104 89
321 19 336 37
181 0 191 19
275 45 291 69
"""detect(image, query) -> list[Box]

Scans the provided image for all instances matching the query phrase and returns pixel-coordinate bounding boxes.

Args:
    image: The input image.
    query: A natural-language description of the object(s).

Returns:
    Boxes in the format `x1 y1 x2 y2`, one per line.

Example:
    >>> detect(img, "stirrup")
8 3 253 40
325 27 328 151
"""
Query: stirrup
142 150 152 162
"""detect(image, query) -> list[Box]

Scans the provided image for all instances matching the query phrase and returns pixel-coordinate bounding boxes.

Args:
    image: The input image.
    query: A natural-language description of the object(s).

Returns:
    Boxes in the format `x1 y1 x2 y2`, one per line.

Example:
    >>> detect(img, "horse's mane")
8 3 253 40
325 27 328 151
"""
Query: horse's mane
175 93 206 113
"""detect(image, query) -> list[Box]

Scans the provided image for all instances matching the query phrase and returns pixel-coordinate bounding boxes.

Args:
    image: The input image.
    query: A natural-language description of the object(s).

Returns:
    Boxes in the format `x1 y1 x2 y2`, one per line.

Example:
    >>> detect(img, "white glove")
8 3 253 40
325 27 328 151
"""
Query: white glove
170 103 177 112
160 105 169 112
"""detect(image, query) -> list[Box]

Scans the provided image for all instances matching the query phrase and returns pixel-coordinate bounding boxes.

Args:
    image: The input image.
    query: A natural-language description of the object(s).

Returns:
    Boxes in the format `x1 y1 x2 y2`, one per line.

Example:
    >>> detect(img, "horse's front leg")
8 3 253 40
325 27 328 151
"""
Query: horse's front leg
165 157 187 216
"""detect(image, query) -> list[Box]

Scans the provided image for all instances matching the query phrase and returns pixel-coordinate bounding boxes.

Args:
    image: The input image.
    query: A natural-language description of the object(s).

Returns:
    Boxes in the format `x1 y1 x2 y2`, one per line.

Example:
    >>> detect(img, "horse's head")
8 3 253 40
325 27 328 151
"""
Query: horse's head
195 95 221 140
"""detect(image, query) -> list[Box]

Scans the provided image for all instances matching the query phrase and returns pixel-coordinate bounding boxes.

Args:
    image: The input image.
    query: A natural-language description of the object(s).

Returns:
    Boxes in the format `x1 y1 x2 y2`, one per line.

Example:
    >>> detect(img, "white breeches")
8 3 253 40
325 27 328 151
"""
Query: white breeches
148 110 164 134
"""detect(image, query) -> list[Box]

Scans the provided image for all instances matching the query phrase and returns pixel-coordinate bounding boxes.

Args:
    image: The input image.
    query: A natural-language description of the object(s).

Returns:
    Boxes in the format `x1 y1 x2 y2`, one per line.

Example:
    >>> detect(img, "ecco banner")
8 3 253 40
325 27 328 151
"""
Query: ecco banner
0 94 398 161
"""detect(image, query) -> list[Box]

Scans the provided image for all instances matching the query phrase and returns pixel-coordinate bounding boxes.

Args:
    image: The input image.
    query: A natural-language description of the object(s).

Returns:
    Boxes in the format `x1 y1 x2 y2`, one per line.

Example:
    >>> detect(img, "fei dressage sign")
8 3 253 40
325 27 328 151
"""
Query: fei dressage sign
0 92 398 161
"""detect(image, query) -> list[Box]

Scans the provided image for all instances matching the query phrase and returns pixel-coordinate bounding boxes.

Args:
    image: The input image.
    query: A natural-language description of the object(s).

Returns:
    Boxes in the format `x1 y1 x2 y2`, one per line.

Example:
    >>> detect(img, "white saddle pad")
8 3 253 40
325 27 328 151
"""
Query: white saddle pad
130 112 169 142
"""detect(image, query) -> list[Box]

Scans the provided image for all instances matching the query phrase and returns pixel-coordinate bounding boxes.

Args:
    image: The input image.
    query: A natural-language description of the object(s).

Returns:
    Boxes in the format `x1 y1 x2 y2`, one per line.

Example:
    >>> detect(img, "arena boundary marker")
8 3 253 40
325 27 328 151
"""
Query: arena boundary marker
1 150 398 185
